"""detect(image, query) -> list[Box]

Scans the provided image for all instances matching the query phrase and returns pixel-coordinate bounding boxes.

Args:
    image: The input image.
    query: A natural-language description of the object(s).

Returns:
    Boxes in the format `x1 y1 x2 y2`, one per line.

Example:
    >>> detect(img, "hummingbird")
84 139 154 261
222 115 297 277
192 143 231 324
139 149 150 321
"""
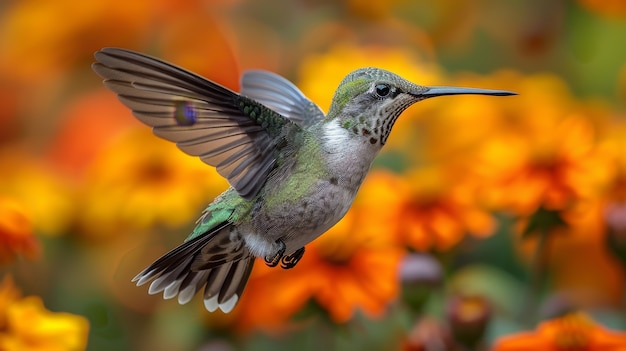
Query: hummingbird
92 47 515 313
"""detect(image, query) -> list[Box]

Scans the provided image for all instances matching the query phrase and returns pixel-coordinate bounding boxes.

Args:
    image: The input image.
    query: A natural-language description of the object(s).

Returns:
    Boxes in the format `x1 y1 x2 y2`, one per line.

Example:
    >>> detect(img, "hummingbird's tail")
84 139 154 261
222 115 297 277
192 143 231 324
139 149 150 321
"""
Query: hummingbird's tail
132 223 255 313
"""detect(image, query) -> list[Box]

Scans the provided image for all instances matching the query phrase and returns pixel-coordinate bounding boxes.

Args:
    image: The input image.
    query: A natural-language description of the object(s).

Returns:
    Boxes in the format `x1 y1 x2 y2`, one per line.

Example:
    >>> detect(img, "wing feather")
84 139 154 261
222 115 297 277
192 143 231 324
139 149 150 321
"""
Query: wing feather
93 47 302 199
241 70 325 128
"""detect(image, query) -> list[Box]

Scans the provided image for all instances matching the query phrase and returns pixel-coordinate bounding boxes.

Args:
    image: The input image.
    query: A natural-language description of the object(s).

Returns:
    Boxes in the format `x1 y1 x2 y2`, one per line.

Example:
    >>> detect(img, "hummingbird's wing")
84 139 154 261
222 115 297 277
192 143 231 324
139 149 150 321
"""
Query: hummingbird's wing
92 48 301 200
240 70 325 128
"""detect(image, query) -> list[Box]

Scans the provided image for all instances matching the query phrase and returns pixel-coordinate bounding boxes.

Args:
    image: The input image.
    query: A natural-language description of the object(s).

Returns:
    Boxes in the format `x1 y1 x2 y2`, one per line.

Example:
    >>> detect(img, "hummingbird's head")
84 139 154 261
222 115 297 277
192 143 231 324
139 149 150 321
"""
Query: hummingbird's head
327 67 515 146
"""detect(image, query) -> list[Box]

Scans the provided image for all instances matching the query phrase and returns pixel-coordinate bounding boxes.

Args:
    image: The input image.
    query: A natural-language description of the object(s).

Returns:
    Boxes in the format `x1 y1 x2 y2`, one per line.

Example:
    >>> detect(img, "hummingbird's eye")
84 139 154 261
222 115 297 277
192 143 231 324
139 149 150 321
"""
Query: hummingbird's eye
375 84 391 97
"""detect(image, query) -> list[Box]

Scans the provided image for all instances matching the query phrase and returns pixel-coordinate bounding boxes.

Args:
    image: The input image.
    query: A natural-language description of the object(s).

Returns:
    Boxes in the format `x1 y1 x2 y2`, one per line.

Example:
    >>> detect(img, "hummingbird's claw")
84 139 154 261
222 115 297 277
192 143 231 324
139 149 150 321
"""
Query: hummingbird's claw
264 239 286 267
280 247 305 269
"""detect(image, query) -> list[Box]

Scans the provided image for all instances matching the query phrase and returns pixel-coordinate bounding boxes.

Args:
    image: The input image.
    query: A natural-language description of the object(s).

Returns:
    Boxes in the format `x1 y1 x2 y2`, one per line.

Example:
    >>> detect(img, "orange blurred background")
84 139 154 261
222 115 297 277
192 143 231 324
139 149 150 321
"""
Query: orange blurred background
1 1 625 350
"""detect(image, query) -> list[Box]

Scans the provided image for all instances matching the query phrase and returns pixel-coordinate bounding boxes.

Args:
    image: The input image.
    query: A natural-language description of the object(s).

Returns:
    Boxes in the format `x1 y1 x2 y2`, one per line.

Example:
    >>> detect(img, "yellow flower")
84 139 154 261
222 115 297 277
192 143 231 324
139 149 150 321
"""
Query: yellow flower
0 297 89 351
79 127 228 238
0 197 40 265
493 312 626 351
0 151 75 237
407 69 532 165
0 276 21 330
0 276 89 351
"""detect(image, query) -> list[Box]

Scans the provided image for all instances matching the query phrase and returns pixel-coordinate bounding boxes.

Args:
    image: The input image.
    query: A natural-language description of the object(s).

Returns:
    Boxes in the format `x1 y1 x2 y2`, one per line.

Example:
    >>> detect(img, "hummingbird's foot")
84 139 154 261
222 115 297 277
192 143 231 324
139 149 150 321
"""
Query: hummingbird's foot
280 247 305 269
264 239 286 267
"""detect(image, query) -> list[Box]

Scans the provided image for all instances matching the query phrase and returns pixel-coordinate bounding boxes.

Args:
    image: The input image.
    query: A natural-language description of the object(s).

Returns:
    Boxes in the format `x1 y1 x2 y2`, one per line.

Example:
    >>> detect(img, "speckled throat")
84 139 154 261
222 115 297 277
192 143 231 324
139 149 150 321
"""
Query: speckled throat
343 99 417 146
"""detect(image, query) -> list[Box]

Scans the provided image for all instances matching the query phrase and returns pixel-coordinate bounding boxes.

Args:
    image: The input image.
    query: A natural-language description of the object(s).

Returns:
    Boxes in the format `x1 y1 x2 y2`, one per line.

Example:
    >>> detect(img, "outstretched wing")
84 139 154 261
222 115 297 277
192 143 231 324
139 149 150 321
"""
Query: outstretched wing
241 70 325 128
92 47 300 200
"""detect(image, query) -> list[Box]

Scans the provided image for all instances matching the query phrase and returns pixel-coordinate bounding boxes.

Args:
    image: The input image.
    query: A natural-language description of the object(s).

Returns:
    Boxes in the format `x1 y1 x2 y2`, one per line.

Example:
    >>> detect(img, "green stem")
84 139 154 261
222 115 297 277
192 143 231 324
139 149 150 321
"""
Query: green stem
522 228 550 326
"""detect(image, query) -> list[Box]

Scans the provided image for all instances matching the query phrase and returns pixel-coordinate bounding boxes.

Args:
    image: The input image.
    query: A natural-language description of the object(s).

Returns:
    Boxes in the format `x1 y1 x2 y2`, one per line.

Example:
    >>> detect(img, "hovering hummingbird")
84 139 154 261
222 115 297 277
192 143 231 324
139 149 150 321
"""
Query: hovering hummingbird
92 47 515 313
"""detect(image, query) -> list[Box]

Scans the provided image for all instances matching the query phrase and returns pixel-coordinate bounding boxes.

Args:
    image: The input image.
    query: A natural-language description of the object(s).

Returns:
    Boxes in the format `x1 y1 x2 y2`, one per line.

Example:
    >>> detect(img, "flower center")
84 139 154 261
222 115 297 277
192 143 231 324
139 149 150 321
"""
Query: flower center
316 235 357 265
552 313 593 351
139 159 171 184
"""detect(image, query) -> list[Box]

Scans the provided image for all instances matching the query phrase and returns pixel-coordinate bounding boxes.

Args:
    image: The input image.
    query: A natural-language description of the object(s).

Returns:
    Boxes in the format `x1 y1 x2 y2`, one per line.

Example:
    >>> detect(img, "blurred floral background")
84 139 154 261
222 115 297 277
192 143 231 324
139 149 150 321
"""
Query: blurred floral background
1 0 626 350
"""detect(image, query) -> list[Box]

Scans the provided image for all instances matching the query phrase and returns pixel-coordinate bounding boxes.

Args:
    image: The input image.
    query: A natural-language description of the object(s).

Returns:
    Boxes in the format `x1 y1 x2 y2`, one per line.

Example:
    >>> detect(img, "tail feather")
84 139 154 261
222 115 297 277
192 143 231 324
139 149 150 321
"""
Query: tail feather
203 256 255 312
217 256 255 301
147 255 193 294
177 271 209 304
133 222 254 313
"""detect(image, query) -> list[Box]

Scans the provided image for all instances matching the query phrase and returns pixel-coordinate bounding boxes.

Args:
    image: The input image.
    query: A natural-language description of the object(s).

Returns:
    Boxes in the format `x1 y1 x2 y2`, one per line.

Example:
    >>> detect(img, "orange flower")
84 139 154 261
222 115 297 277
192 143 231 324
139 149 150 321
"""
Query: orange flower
512 117 626 306
0 0 145 82
0 197 39 265
481 116 606 214
47 90 138 178
451 72 613 216
602 122 626 265
598 118 626 204
230 199 405 331
344 0 407 21
209 263 310 333
550 200 625 307
512 201 625 308
79 127 228 238
0 0 217 82
358 168 495 252
0 275 89 351
493 312 626 351
578 0 626 18
0 75 21 142
305 209 405 323
157 12 240 91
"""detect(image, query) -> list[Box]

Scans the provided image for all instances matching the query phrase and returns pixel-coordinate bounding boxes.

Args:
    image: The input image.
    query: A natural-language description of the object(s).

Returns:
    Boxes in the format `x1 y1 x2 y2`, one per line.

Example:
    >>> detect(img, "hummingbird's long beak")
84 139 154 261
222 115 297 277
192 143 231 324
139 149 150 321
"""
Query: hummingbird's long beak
414 86 517 98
